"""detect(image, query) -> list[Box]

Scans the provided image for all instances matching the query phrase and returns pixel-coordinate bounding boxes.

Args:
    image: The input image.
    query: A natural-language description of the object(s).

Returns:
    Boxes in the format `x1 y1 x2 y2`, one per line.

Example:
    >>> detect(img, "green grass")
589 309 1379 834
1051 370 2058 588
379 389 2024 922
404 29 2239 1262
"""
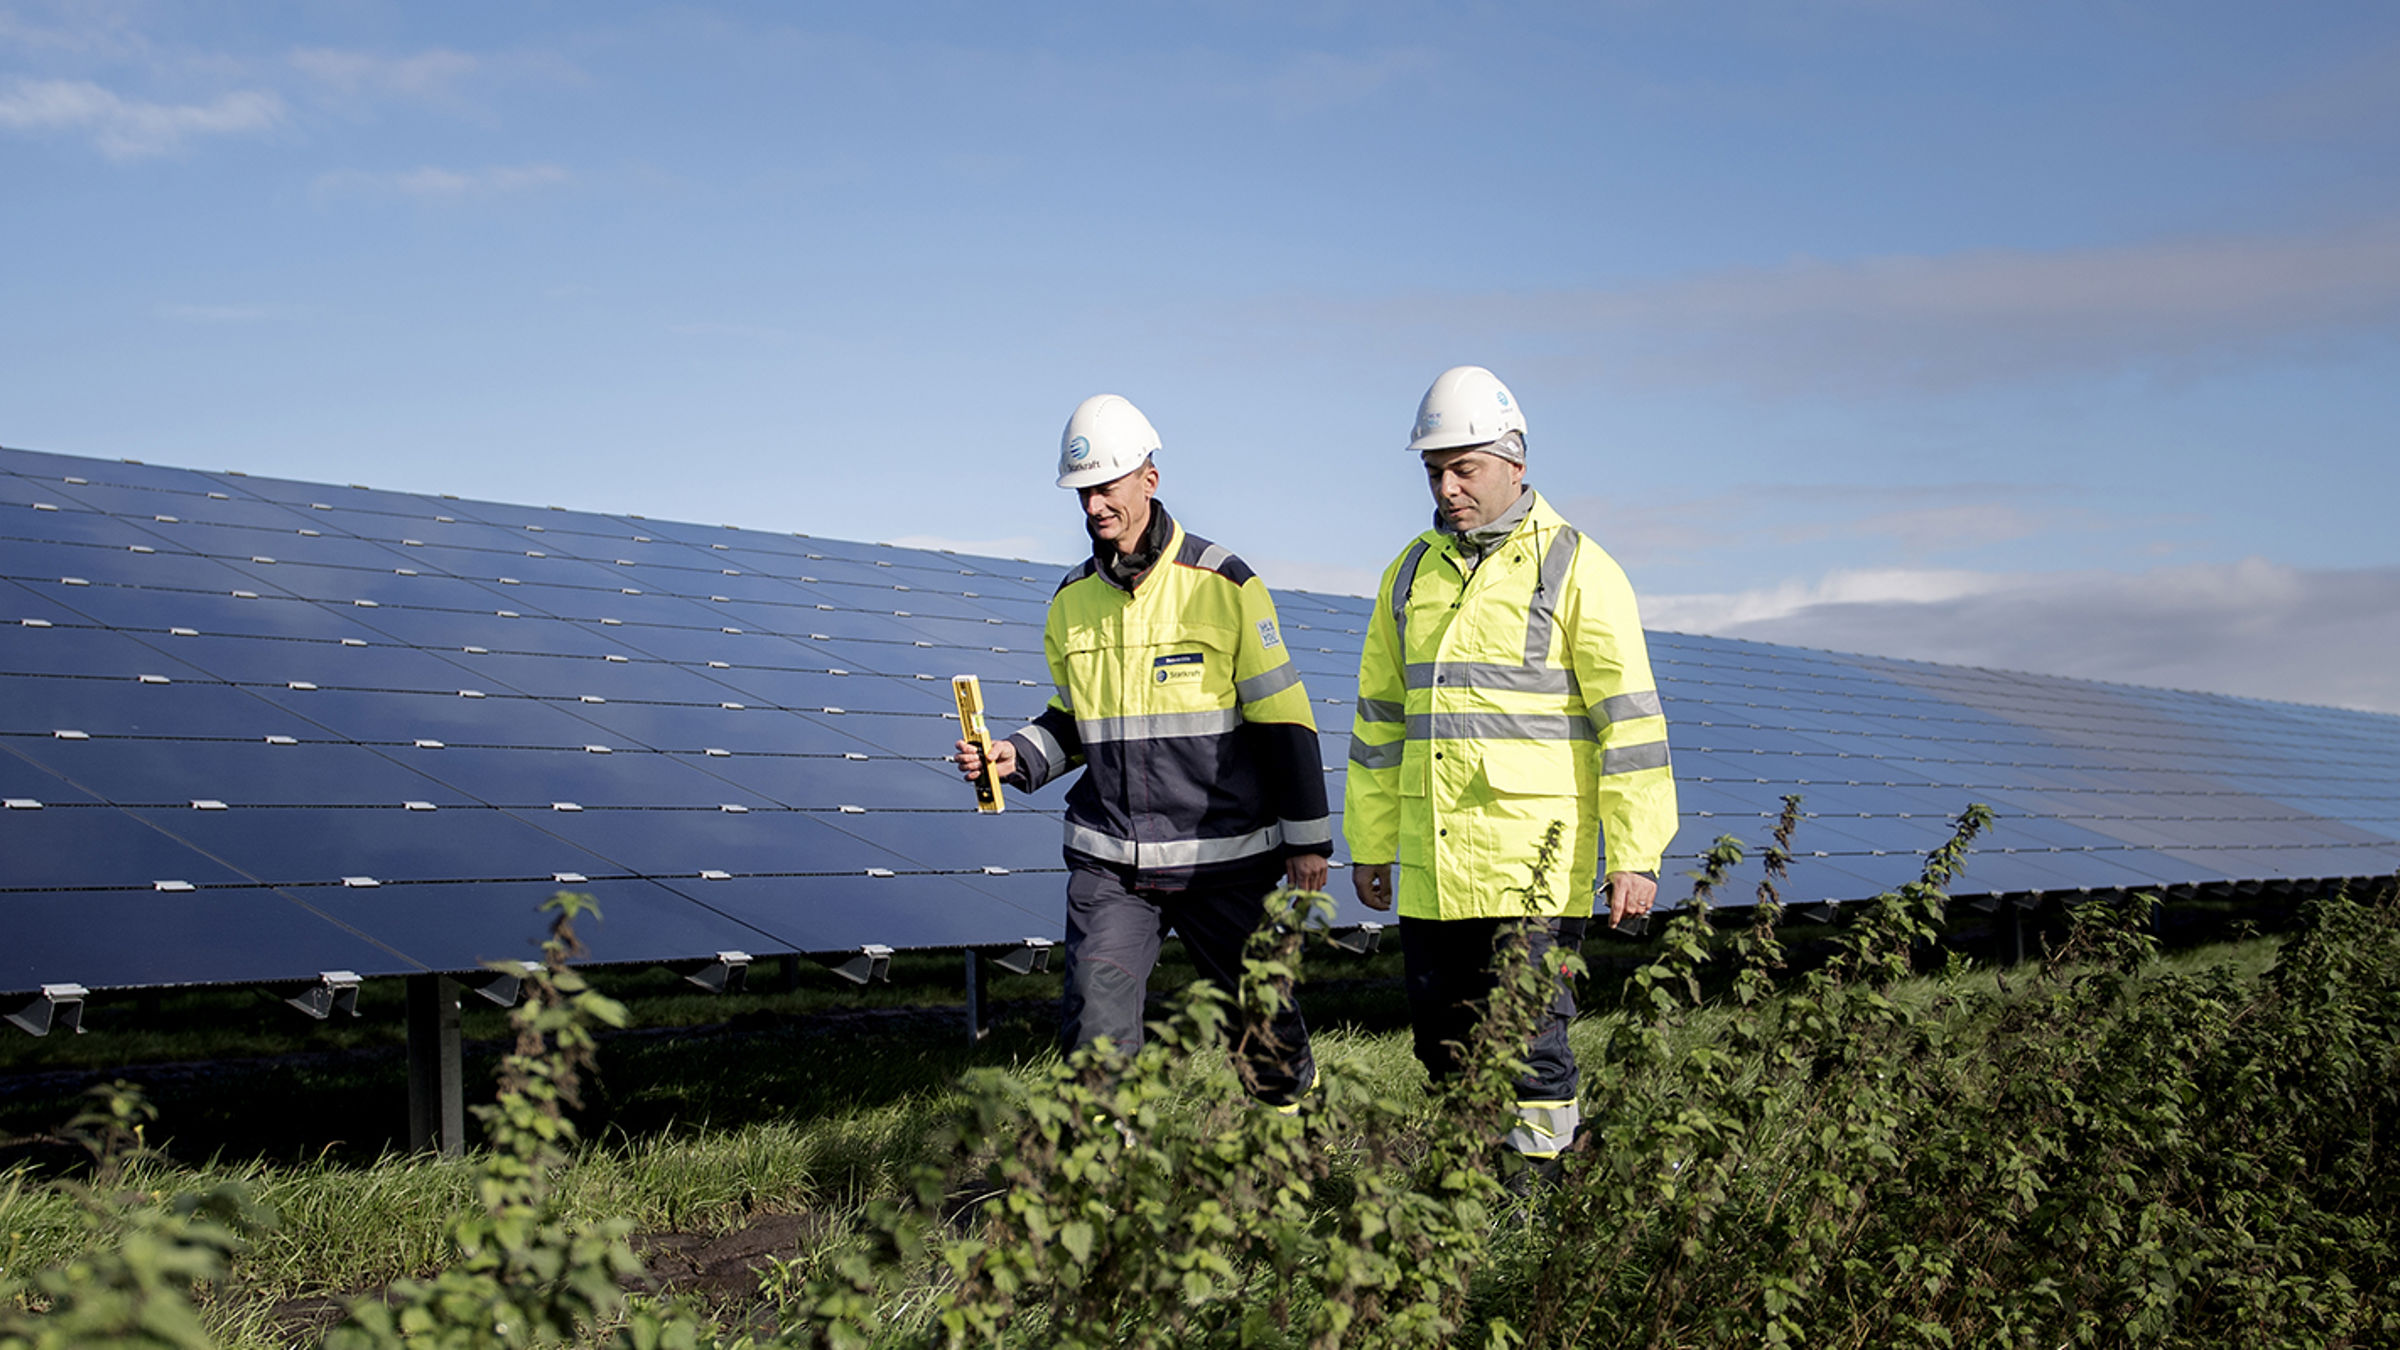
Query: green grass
0 854 2321 1350
0 940 1412 1165
0 1019 1451 1347
0 924 2296 1350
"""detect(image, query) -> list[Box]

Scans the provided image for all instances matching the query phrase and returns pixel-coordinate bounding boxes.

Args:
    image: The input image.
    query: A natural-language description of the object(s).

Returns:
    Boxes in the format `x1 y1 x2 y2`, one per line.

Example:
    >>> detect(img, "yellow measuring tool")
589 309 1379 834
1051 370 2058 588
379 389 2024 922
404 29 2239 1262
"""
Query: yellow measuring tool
952 674 1006 813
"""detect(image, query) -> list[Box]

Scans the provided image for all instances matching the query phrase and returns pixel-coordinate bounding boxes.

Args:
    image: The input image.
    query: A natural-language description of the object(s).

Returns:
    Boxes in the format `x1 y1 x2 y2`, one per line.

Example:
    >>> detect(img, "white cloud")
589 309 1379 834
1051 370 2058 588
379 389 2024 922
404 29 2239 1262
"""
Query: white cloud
1646 566 2022 630
0 4 154 61
0 76 280 158
1309 218 2400 396
1561 482 2102 574
1649 559 2400 714
288 46 478 99
310 162 571 200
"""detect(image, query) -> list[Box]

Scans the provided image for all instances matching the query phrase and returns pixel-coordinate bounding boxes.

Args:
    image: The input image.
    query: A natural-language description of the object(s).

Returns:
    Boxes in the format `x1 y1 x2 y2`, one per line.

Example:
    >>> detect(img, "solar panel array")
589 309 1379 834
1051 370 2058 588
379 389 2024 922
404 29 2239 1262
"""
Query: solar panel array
5 444 2398 1001
1645 632 2400 913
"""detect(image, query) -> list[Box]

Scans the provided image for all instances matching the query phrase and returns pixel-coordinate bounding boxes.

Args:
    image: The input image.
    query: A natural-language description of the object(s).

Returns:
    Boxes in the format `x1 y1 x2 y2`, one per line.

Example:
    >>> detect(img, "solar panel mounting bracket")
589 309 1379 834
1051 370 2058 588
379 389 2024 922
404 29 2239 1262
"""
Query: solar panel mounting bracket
1324 922 1385 955
279 970 363 1020
974 937 1054 976
6 984 89 1037
824 944 896 985
673 950 753 995
468 960 543 1008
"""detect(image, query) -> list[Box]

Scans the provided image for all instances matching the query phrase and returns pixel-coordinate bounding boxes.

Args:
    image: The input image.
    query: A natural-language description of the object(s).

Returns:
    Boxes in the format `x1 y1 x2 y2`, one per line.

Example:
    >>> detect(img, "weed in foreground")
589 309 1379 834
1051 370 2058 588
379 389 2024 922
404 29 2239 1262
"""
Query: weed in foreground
8 842 2400 1348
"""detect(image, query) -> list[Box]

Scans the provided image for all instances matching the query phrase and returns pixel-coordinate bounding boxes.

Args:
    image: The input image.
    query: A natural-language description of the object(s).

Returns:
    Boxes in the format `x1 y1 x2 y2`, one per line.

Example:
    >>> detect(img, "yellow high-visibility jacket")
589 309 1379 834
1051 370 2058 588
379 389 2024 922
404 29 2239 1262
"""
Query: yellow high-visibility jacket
1005 505 1332 886
1343 490 1677 920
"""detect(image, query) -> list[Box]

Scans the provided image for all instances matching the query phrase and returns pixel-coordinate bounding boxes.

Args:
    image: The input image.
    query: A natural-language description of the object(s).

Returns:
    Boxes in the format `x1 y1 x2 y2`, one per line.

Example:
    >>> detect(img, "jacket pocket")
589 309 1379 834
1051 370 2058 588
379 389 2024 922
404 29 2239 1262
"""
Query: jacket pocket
1471 744 1590 823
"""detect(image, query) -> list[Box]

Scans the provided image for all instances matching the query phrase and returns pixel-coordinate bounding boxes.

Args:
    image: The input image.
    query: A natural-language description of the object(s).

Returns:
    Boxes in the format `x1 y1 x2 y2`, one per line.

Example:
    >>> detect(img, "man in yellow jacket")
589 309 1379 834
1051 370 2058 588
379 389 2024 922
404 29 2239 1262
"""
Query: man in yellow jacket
1345 365 1679 1164
955 394 1330 1108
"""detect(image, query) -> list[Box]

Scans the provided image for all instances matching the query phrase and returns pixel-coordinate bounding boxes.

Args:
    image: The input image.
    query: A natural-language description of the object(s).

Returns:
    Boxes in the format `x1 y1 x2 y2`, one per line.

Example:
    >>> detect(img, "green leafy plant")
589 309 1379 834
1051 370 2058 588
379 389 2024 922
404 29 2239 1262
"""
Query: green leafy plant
8 847 2398 1348
0 1086 270 1350
772 872 1562 1350
325 891 652 1350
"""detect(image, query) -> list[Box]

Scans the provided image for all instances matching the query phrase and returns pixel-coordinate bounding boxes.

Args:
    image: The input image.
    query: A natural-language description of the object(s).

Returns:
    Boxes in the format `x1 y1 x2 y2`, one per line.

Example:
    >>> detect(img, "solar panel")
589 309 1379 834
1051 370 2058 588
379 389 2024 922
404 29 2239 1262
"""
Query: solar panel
5 444 2400 1007
2 886 412 991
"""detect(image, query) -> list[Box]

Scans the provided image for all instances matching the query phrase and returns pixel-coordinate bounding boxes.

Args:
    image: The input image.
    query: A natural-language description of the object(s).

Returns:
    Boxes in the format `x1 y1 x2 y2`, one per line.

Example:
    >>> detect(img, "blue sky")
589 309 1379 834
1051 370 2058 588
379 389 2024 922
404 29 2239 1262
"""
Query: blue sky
5 1 2397 710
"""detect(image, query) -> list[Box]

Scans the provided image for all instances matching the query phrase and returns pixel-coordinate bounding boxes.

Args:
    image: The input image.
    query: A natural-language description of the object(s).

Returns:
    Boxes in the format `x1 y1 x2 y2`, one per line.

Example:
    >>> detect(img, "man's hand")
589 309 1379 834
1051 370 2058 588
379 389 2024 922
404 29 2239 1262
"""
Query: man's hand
1606 870 1657 928
1284 853 1329 893
1353 863 1393 911
954 736 1017 783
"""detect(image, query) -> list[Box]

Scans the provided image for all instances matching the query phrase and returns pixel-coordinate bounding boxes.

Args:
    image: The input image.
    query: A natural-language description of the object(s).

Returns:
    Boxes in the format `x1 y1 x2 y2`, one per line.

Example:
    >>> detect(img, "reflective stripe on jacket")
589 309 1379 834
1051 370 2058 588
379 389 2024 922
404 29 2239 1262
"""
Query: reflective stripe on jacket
1343 490 1677 920
1006 506 1332 886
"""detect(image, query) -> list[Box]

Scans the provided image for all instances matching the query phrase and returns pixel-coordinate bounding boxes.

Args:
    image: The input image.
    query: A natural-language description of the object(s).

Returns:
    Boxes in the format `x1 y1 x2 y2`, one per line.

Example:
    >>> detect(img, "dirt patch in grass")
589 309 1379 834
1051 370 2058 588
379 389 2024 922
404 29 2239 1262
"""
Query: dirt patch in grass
258 1208 842 1344
634 1208 837 1298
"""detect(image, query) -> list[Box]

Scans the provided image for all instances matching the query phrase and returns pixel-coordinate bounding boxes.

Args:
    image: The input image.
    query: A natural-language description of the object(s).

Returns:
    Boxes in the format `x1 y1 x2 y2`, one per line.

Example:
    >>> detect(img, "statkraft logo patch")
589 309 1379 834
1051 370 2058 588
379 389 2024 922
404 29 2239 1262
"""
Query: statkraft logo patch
1153 651 1205 684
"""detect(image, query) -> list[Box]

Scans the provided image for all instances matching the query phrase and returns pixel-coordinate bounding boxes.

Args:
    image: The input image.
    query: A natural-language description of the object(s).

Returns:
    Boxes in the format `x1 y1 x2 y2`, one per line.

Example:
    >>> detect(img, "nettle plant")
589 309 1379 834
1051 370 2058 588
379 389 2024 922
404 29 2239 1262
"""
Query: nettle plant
784 877 1555 1350
1511 807 2400 1350
0 1084 269 1350
9 837 2400 1348
324 892 651 1350
0 892 657 1350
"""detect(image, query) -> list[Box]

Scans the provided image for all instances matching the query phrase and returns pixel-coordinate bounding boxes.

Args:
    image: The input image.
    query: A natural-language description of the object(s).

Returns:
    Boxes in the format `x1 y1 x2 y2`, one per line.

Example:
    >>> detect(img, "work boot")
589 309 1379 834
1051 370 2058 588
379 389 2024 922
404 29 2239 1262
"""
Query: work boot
1262 1063 1321 1117
1497 1150 1565 1227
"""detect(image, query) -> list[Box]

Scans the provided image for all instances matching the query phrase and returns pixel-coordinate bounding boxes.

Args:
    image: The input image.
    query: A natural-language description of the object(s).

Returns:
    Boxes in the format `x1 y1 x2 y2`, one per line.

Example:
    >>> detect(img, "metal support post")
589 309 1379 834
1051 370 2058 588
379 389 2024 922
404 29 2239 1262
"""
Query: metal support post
405 973 464 1157
964 939 1050 1045
965 949 985 1045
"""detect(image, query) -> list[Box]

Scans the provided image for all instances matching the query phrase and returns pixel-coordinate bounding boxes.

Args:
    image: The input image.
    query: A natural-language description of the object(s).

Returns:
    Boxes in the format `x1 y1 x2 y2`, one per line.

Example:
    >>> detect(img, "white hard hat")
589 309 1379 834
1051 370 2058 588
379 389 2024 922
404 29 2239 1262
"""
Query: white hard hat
1408 365 1526 454
1057 394 1162 489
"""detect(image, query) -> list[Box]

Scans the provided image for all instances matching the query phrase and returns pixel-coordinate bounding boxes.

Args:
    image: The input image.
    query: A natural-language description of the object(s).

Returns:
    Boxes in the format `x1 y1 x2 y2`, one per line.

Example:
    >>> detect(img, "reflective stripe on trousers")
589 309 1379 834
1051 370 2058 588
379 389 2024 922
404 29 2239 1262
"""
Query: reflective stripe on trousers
1508 1099 1582 1158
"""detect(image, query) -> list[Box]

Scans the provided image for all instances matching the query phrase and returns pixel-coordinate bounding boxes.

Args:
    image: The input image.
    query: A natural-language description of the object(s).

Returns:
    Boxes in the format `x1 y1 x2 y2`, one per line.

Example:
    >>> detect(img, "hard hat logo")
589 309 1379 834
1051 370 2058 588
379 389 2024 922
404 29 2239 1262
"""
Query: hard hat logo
1066 436 1092 464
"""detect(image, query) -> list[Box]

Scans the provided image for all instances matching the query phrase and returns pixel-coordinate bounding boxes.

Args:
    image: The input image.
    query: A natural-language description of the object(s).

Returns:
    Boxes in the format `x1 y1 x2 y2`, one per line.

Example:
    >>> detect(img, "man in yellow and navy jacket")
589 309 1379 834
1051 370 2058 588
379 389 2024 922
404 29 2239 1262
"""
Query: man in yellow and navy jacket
1345 365 1679 1165
954 394 1330 1107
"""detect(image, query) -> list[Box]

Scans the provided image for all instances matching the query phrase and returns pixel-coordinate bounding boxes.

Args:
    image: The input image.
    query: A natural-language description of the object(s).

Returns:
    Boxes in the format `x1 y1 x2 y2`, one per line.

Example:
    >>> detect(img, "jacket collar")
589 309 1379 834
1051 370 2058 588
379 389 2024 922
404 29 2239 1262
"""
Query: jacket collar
1440 484 1537 562
1093 499 1178 592
1430 487 1549 561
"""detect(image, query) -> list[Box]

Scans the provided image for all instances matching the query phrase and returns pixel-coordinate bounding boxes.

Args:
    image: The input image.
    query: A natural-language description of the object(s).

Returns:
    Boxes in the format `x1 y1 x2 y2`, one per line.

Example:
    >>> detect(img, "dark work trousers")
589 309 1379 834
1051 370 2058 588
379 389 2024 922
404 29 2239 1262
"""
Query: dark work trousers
1398 914 1589 1102
1060 858 1315 1107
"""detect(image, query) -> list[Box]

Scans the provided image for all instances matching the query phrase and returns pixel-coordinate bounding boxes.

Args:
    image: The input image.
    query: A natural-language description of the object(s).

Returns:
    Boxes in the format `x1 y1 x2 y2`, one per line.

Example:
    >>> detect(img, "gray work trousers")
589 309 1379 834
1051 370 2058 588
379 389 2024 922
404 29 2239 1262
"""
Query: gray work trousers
1059 858 1316 1107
